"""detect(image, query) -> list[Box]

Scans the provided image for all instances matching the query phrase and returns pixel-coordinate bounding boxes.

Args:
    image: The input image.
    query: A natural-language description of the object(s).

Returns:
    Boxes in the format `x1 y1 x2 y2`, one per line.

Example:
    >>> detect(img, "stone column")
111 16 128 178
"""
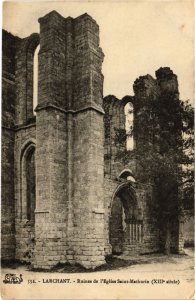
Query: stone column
34 11 69 269
71 14 106 268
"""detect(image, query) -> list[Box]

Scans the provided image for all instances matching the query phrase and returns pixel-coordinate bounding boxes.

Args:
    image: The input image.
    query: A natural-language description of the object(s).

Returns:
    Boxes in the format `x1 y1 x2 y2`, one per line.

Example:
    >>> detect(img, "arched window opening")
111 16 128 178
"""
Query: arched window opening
124 102 134 150
20 143 36 222
33 45 40 114
119 169 133 179
16 33 39 123
119 169 135 181
26 149 36 221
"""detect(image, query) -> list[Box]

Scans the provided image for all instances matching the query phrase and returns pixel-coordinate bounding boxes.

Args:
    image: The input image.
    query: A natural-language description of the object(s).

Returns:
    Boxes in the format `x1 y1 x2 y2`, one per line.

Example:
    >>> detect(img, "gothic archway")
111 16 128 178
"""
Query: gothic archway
109 183 143 255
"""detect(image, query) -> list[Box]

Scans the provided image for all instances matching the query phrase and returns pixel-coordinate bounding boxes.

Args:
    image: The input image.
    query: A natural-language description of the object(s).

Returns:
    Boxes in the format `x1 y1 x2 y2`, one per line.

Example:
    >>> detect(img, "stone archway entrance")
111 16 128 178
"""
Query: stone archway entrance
109 183 143 255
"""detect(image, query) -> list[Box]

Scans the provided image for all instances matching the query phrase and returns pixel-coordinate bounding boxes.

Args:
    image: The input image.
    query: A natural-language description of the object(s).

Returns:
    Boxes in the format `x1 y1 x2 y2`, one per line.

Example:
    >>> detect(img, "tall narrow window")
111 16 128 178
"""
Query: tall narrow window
26 148 36 222
21 143 36 222
124 102 134 150
33 45 40 114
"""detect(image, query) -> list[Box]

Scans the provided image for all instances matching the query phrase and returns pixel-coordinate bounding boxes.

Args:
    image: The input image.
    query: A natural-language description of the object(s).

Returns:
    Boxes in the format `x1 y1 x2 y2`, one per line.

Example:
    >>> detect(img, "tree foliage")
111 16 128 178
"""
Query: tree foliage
116 93 193 253
118 95 194 217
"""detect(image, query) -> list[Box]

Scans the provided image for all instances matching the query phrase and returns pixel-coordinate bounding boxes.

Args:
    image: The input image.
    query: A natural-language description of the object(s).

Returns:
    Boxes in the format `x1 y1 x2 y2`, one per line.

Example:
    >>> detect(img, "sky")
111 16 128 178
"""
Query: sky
2 0 194 102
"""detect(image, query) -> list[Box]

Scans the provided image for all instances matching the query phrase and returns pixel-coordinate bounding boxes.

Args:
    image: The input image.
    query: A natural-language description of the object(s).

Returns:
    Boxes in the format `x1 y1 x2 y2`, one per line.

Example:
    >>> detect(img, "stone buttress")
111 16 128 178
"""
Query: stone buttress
34 11 105 269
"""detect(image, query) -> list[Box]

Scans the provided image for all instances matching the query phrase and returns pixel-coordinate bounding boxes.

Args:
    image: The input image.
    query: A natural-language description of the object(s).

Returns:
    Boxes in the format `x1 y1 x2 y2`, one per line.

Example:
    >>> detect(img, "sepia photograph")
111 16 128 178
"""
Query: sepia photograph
1 0 194 299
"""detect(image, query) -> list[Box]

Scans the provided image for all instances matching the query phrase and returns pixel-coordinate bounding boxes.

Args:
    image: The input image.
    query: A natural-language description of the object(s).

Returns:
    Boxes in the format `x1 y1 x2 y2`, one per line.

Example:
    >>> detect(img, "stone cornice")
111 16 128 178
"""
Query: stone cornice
2 123 36 132
35 103 105 115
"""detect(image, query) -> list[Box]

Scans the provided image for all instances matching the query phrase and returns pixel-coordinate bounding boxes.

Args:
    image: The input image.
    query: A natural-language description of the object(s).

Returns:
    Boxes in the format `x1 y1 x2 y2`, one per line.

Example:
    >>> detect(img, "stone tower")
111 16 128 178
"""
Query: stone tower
34 11 105 269
103 68 184 257
2 11 105 269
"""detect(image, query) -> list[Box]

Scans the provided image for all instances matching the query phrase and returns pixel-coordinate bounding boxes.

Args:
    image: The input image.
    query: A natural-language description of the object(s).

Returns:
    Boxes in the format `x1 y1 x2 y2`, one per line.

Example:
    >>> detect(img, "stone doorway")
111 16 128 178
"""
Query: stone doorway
109 183 143 255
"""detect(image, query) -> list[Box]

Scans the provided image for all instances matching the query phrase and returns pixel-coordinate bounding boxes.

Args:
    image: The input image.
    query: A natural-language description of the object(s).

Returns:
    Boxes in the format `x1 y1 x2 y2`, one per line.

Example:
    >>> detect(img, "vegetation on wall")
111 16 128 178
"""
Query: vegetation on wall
117 93 194 253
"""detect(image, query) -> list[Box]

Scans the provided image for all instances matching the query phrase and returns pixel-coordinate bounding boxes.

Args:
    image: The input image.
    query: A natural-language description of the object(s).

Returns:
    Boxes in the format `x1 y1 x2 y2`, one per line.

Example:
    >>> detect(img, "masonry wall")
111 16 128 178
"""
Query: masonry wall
103 95 136 178
33 109 68 268
133 68 184 254
71 14 105 268
33 11 105 269
1 31 20 260
14 126 36 262
104 177 159 256
156 68 184 253
2 128 15 259
33 12 74 268
15 33 39 125
133 74 161 253
2 11 105 269
103 71 173 256
9 28 40 263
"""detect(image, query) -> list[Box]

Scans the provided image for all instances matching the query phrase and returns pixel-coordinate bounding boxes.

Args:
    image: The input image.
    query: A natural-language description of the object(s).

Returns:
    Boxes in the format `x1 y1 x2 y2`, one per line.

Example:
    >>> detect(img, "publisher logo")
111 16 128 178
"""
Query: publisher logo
3 274 23 284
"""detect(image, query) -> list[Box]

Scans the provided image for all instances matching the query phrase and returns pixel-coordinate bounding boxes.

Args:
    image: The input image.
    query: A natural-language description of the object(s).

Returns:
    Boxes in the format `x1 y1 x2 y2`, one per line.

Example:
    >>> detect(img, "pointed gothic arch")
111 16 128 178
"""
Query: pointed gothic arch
16 33 40 124
109 181 143 255
20 140 36 222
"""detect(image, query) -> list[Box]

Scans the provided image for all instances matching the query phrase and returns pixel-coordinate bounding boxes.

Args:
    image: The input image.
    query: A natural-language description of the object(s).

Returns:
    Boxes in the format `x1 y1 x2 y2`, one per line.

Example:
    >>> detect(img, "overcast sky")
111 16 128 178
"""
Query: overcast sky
3 0 194 102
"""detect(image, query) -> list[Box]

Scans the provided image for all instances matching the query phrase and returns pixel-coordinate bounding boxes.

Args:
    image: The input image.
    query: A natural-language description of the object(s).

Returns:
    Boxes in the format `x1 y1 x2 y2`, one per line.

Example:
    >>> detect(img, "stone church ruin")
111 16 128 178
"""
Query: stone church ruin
2 11 184 269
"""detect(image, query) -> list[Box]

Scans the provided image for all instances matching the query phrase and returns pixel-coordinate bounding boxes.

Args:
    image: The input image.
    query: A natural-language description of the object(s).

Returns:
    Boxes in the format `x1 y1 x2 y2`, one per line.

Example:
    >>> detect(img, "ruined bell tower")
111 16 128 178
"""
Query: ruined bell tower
34 11 106 269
